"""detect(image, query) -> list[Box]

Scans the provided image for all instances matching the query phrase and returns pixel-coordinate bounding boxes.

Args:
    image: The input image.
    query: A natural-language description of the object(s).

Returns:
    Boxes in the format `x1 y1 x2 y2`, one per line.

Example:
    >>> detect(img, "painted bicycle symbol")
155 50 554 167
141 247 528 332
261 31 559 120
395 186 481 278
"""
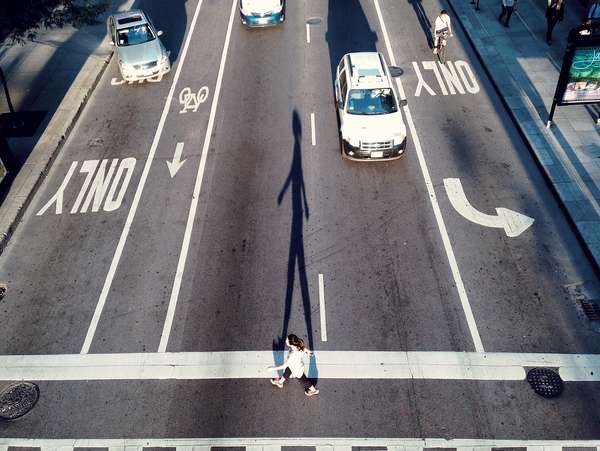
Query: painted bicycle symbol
179 86 210 113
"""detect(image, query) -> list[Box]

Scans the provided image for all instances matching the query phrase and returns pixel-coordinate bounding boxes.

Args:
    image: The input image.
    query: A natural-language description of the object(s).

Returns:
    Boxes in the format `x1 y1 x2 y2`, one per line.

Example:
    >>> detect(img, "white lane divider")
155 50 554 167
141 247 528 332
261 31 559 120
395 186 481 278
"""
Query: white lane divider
158 0 238 353
318 273 327 342
306 23 310 43
373 0 484 353
1 351 599 381
80 0 207 355
311 112 316 146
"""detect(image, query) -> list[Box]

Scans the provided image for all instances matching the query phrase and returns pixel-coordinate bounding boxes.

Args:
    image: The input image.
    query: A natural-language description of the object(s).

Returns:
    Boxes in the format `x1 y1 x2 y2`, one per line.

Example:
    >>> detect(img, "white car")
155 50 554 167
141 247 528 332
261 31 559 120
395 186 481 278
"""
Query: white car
239 0 285 27
334 52 407 161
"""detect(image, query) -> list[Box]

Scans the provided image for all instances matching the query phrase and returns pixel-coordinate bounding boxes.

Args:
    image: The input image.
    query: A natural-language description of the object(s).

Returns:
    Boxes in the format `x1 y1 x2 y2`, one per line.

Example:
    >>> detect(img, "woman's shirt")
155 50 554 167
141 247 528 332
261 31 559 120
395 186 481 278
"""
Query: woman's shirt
285 349 306 378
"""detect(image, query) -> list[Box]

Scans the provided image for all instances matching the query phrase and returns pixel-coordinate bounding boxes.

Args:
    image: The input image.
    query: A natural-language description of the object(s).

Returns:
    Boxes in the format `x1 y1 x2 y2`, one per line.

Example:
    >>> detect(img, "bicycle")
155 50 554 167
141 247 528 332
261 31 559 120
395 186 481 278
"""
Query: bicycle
434 30 450 64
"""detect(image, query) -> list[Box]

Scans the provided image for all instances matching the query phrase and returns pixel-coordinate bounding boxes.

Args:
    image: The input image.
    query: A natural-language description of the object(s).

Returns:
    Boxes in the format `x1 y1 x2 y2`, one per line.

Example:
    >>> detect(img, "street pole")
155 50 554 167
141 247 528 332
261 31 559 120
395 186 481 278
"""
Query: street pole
0 67 15 115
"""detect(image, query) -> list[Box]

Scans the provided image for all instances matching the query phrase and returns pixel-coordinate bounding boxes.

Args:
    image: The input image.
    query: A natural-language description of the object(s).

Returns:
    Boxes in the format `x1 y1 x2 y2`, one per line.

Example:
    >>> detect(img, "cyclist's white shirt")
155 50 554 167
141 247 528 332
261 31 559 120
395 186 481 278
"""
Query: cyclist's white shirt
434 15 452 34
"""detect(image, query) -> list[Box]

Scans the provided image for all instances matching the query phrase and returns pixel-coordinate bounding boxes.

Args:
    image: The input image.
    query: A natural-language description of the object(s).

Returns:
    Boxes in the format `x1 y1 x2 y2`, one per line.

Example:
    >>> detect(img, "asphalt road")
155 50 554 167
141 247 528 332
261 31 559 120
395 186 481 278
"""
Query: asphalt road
0 0 599 441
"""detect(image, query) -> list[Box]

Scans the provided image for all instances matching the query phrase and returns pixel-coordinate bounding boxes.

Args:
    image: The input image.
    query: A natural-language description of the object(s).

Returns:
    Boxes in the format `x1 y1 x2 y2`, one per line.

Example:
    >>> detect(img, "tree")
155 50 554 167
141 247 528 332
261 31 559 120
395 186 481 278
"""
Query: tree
0 0 109 43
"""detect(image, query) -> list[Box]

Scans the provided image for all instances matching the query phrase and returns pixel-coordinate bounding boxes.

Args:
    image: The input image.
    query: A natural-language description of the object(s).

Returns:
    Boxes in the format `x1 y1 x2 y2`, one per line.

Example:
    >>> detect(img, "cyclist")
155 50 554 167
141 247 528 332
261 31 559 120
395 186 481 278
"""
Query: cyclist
433 10 453 54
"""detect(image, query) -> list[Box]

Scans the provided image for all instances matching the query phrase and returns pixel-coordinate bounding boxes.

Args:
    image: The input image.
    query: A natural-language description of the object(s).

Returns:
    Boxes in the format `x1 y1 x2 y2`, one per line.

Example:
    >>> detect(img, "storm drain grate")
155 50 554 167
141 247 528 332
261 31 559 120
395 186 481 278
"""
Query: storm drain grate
526 368 563 398
0 382 39 420
580 300 600 321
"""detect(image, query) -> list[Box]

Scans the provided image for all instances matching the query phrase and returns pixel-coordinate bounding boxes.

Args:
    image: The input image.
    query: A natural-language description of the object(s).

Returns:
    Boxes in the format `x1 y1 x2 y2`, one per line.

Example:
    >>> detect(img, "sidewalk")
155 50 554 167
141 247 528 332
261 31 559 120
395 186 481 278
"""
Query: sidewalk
448 0 600 270
0 0 134 254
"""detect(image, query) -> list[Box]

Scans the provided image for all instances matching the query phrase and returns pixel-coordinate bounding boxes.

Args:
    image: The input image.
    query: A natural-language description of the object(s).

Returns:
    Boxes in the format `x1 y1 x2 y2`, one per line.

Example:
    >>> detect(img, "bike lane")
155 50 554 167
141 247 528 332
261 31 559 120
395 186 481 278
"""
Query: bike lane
85 0 235 353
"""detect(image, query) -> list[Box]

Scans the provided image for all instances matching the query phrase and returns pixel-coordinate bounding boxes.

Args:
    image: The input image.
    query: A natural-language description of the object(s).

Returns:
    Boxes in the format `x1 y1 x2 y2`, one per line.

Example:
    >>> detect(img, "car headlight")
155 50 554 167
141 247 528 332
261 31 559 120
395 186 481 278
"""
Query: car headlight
119 60 133 70
159 52 169 64
344 135 360 147
393 133 405 145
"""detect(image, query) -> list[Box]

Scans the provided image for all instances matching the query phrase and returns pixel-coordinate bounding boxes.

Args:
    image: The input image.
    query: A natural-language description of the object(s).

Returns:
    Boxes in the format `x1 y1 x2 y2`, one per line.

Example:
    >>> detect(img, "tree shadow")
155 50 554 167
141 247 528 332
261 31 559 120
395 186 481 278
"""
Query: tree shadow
272 110 319 383
0 0 188 205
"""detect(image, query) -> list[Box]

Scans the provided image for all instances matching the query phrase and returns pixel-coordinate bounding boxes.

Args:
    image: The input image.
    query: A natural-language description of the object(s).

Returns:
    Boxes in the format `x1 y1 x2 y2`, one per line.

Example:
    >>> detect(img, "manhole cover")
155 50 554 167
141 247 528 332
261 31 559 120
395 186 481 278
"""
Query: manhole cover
306 17 322 25
388 66 404 77
0 382 40 420
526 368 563 398
0 283 6 300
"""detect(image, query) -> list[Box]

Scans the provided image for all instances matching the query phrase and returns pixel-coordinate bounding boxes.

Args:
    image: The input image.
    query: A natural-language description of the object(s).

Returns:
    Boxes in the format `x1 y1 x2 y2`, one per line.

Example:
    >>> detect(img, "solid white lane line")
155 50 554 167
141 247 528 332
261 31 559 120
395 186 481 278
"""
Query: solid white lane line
373 0 484 353
306 23 310 43
157 0 238 353
1 440 600 449
80 0 206 355
318 273 327 342
1 351 599 381
311 112 316 146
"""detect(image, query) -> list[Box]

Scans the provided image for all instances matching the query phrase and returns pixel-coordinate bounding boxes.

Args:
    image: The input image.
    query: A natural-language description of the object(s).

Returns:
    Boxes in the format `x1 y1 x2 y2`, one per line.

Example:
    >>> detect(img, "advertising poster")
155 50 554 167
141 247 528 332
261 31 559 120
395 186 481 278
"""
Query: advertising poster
0 157 6 184
562 46 600 103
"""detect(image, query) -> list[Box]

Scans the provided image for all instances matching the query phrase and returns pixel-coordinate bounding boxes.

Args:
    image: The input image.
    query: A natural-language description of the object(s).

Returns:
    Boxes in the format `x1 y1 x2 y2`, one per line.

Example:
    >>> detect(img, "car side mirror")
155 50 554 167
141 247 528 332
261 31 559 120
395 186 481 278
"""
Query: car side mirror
109 40 115 46
157 30 164 37
399 99 408 107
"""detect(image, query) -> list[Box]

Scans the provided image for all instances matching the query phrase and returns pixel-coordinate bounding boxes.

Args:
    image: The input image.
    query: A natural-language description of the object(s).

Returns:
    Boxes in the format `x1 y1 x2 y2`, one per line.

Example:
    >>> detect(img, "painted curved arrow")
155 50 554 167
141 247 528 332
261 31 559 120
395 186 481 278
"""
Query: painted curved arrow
443 178 534 237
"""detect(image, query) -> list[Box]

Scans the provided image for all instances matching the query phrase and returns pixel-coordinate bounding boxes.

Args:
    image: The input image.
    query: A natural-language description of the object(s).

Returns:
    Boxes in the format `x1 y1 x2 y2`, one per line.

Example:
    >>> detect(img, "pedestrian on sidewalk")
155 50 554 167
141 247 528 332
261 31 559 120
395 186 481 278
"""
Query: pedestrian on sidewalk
268 334 320 397
498 0 516 27
588 0 600 21
545 0 565 44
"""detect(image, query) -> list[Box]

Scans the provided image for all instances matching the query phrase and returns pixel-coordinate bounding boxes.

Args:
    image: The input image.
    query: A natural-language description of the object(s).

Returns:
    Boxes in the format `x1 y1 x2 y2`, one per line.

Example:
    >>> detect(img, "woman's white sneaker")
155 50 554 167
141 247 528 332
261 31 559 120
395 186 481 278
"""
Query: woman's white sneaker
305 388 319 397
270 378 284 388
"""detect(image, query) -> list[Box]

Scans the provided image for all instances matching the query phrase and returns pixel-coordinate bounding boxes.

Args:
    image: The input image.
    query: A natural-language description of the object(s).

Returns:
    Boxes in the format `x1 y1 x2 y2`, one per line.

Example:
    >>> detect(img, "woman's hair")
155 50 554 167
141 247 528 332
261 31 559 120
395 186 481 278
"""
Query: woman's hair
440 9 448 14
287 334 306 351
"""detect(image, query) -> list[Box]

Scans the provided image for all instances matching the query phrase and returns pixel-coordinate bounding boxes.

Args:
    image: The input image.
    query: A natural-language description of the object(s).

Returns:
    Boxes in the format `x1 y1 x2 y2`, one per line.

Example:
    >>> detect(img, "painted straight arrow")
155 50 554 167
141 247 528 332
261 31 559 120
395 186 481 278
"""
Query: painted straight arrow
444 178 534 237
167 142 186 177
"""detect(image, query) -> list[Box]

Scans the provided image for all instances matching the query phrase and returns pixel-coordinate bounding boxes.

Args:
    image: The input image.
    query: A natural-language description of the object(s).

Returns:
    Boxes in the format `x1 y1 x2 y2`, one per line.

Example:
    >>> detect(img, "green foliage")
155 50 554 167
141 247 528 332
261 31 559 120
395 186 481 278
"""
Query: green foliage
0 0 109 43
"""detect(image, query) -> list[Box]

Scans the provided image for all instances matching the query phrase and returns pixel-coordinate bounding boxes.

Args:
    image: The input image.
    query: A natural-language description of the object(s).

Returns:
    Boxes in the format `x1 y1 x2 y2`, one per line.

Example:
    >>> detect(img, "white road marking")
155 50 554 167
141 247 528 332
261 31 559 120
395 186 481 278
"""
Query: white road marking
306 23 310 43
178 86 210 114
444 178 534 237
167 142 187 177
0 351 599 381
80 0 207 354
373 0 484 353
36 161 78 216
318 273 327 342
158 0 238 353
0 439 599 449
311 112 316 146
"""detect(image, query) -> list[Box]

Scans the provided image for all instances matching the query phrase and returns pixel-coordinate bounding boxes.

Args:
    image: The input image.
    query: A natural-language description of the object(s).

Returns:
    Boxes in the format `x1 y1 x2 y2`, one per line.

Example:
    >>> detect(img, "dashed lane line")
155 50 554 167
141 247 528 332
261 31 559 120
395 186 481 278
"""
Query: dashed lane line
311 112 316 146
318 273 327 342
80 0 207 354
373 0 485 353
0 351 598 381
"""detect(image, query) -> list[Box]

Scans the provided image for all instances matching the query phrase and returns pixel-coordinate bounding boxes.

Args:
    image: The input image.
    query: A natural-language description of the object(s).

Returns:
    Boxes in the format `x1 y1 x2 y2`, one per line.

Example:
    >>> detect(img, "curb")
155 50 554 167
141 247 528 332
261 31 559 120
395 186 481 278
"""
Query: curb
445 0 600 276
0 51 113 256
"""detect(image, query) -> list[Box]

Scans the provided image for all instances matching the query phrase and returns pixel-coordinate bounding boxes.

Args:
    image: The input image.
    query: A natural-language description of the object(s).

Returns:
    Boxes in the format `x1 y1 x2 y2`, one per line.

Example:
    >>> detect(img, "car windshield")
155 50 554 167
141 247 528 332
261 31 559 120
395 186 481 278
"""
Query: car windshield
117 24 155 46
347 88 398 115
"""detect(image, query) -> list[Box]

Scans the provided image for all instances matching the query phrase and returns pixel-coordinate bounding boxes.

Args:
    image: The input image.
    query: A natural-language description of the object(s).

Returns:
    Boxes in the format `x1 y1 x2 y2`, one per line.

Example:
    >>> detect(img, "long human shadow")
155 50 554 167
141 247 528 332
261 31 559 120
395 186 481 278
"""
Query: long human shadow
272 110 319 381
409 0 433 48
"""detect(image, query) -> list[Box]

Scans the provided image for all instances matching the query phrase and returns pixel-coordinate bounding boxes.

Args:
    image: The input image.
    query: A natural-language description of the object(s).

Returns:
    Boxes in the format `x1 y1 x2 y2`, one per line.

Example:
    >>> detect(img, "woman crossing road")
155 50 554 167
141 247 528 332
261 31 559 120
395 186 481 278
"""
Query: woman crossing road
268 334 319 397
